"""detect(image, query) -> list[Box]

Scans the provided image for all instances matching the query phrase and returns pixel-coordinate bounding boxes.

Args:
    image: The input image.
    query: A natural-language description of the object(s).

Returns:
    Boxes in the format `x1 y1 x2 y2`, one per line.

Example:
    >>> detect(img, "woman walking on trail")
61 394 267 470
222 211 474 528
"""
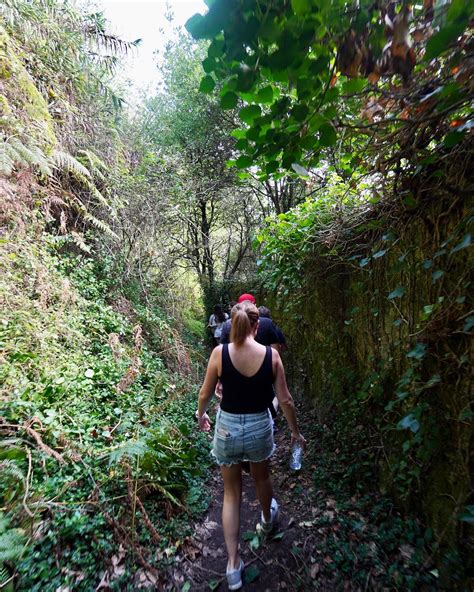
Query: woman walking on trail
208 304 229 346
197 302 306 590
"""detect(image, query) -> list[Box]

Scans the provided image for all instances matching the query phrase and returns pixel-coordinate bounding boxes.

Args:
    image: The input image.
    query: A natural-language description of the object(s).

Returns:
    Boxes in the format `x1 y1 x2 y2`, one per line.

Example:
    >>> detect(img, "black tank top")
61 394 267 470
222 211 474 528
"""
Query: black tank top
220 344 274 414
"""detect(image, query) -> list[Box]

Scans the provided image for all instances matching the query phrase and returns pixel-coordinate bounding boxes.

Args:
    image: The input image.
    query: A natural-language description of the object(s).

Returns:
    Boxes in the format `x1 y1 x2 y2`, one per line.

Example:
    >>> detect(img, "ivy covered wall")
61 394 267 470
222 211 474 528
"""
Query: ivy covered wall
264 165 472 580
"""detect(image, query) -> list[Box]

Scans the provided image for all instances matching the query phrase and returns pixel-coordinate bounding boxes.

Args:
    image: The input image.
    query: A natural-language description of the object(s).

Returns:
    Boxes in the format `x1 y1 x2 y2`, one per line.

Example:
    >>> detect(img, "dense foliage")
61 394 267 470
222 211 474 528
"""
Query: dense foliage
186 0 472 181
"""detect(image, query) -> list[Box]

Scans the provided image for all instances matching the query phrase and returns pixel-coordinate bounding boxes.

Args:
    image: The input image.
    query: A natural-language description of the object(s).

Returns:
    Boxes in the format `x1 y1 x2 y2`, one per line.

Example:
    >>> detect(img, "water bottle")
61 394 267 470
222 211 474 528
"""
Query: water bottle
289 442 303 471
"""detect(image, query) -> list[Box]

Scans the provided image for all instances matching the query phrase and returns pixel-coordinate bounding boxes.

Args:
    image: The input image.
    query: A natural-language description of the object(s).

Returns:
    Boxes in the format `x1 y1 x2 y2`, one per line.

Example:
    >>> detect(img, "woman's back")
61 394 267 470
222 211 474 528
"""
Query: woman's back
220 342 274 414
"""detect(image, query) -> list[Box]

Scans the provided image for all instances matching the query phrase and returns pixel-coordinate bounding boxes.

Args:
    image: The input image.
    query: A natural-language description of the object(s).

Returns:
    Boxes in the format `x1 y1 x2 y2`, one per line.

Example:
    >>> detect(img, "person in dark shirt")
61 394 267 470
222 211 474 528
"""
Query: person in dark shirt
219 295 279 348
258 306 287 352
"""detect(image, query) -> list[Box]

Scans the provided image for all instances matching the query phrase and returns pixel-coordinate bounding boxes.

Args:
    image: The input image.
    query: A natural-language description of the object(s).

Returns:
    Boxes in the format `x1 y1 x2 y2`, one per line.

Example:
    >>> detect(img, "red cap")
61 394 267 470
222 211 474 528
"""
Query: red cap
237 293 256 304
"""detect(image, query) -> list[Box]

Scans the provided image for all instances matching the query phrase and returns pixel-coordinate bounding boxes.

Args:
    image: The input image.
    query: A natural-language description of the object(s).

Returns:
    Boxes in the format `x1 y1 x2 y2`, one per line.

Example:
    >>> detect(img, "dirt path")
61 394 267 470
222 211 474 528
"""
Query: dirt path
170 406 437 591
171 418 331 591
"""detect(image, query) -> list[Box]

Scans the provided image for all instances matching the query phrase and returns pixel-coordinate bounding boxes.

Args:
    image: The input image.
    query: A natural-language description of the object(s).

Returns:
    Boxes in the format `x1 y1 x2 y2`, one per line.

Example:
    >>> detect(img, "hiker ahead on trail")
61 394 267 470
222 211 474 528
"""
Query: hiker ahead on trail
196 301 306 591
219 293 279 349
208 304 229 347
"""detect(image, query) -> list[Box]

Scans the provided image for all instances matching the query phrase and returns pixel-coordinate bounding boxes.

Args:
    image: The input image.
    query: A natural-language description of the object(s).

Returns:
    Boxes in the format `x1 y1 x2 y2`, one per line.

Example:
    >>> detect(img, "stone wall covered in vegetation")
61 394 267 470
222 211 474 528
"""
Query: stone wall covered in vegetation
263 158 472 583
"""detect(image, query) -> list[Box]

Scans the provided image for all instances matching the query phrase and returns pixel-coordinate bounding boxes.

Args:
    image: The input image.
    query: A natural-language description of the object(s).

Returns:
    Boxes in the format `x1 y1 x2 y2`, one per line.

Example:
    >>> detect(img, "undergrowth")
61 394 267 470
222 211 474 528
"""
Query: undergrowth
0 226 211 590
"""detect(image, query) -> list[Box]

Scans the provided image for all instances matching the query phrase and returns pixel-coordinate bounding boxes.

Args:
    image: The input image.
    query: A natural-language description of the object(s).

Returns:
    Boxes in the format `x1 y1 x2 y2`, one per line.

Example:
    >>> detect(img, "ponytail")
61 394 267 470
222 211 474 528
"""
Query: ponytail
230 302 259 345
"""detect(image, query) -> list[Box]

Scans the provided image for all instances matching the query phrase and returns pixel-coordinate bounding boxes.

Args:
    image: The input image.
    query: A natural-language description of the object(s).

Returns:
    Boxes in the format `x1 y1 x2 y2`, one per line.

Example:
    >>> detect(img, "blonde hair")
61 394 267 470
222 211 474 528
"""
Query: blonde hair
230 302 259 345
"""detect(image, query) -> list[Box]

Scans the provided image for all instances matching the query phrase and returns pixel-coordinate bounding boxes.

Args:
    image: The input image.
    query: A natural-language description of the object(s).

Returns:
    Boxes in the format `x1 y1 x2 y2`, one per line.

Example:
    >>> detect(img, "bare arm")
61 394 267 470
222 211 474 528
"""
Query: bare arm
197 346 221 429
273 351 306 447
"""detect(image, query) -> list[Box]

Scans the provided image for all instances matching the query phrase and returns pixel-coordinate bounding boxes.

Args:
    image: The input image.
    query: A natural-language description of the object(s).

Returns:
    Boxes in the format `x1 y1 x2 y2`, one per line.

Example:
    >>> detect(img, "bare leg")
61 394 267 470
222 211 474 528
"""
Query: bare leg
220 463 242 570
250 459 273 522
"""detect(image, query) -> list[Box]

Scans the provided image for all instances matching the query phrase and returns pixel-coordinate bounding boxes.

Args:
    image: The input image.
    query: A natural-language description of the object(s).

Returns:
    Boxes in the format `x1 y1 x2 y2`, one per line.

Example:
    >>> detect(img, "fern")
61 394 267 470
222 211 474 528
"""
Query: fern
0 460 25 486
52 150 91 178
0 564 12 588
108 439 148 466
0 135 52 177
0 513 25 563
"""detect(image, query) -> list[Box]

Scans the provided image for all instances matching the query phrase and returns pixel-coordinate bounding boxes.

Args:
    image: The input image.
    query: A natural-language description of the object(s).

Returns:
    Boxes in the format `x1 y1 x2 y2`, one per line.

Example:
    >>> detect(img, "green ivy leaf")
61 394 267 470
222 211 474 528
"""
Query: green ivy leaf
463 316 474 333
398 414 420 433
182 583 191 592
451 233 471 254
291 0 310 16
199 75 215 94
239 105 261 124
235 155 253 169
432 270 444 283
425 23 466 60
244 565 260 584
388 286 406 299
443 130 465 148
319 123 337 147
343 78 367 94
220 91 238 110
255 85 273 104
407 342 427 360
208 579 220 590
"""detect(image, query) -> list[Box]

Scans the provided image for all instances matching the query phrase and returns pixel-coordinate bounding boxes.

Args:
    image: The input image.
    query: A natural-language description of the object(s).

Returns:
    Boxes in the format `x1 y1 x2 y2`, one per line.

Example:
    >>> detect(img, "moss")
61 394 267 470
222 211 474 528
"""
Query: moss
0 25 56 148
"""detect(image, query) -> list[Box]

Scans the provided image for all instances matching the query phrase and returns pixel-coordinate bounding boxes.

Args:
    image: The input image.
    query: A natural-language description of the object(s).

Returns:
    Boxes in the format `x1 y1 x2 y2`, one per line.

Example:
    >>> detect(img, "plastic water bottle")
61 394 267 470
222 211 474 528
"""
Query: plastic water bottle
289 442 303 471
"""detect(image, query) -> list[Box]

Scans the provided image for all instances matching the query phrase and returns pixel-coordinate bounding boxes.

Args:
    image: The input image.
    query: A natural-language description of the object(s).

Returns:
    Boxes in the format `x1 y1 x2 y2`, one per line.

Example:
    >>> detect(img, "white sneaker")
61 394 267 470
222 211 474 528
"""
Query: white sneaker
260 498 279 535
226 559 244 590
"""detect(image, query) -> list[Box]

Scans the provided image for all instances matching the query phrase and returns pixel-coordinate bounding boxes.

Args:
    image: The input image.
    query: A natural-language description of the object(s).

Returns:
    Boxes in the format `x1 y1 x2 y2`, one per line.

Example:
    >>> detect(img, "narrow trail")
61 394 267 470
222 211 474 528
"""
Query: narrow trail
169 402 436 592
173 420 316 591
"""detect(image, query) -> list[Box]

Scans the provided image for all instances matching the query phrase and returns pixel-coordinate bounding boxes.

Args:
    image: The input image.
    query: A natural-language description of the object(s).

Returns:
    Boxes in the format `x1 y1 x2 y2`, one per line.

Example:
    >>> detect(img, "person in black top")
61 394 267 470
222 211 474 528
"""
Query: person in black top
258 306 288 352
196 301 305 590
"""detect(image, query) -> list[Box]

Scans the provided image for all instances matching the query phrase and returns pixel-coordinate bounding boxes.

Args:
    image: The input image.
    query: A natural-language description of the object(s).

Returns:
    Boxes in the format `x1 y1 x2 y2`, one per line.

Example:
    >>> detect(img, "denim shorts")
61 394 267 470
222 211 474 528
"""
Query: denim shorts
212 408 275 466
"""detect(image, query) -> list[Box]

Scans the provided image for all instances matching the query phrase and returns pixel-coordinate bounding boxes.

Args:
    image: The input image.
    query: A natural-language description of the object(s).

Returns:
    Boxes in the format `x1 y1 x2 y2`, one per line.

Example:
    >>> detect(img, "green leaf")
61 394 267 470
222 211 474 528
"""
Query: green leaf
208 579 220 590
256 86 273 104
291 163 309 177
239 105 261 125
432 270 444 282
463 316 474 333
242 531 256 541
451 233 471 254
407 342 427 360
372 249 386 259
235 155 253 169
244 565 260 584
199 75 215 94
319 124 337 147
443 130 465 147
291 0 310 16
343 78 367 94
388 286 406 299
185 13 206 39
398 414 420 433
220 91 238 110
182 583 191 592
425 23 466 60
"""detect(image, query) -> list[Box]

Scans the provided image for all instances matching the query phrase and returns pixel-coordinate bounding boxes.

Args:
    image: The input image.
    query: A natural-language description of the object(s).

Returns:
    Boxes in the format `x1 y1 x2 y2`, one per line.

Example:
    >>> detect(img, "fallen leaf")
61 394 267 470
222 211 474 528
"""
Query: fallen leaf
310 564 320 578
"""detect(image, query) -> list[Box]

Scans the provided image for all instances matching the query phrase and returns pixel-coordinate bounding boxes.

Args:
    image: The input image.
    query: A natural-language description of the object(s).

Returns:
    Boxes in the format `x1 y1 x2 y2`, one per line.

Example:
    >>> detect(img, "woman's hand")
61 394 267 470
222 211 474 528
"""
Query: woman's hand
291 432 306 450
197 412 211 432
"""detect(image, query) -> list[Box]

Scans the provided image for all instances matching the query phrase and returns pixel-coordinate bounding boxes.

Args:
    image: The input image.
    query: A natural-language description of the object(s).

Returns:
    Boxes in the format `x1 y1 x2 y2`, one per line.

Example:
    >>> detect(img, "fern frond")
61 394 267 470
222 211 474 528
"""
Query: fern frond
77 149 107 181
52 150 91 178
0 136 52 177
84 213 119 239
0 460 25 485
0 564 11 587
70 231 91 253
108 439 148 466
0 512 25 563
0 142 15 176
